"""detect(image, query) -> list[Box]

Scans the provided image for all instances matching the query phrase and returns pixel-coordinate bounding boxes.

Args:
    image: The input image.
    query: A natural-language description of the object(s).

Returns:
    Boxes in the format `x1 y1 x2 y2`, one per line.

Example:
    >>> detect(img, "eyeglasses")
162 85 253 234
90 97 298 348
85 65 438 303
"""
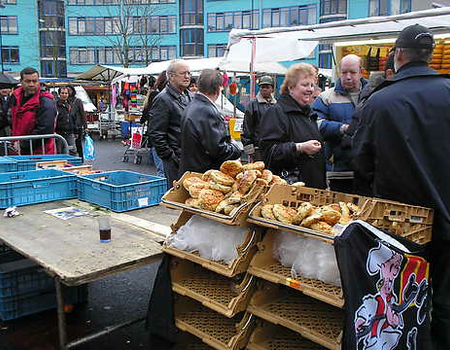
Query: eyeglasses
175 71 191 76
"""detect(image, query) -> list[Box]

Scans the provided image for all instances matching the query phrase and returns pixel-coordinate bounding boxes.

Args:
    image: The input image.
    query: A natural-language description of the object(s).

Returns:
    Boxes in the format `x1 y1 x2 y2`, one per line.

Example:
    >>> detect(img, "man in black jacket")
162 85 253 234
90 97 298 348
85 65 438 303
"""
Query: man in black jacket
241 75 276 161
179 69 241 175
149 60 193 187
0 87 10 137
352 24 450 350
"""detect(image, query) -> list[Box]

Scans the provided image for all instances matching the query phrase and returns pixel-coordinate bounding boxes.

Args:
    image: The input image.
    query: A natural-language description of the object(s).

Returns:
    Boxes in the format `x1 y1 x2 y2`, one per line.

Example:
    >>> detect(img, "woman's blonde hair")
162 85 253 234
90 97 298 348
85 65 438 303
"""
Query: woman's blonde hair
280 63 317 95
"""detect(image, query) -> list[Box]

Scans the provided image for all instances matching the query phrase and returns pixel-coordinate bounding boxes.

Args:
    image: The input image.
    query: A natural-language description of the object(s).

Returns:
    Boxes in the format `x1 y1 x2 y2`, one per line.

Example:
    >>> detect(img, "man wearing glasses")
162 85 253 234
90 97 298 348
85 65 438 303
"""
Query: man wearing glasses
149 60 193 187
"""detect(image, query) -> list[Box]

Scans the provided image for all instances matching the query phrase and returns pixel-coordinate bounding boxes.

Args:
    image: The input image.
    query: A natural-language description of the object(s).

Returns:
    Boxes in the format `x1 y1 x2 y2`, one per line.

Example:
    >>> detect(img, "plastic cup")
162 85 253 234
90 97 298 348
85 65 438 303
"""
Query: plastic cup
98 215 111 243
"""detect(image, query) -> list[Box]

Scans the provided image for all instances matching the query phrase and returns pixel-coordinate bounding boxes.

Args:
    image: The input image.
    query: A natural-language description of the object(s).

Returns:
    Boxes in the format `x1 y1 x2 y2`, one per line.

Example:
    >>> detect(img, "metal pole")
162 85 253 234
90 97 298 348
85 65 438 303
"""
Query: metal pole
55 277 68 350
250 37 256 99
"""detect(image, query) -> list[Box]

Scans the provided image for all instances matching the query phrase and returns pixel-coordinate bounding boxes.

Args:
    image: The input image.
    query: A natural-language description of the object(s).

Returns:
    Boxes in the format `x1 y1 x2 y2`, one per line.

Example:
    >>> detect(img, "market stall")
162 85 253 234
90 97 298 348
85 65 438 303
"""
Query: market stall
226 7 450 78
147 160 433 350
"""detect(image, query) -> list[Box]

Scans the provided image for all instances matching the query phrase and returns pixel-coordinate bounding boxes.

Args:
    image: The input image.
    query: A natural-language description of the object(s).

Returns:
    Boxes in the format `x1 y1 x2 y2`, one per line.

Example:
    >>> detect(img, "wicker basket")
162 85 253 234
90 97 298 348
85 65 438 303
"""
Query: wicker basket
161 172 265 226
248 185 433 244
171 257 256 317
247 320 325 350
175 296 255 350
248 230 343 308
163 211 261 277
248 281 343 350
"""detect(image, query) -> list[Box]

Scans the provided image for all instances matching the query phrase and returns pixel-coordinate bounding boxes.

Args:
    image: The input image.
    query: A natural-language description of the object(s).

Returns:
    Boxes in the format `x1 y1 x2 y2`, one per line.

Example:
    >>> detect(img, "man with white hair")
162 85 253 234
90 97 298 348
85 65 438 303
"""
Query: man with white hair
149 60 193 187
312 54 368 193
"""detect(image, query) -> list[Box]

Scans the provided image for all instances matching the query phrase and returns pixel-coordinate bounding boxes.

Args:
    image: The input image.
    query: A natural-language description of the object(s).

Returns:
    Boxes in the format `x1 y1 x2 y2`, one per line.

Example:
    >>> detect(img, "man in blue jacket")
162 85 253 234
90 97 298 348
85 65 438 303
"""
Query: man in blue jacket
312 54 367 193
353 24 450 350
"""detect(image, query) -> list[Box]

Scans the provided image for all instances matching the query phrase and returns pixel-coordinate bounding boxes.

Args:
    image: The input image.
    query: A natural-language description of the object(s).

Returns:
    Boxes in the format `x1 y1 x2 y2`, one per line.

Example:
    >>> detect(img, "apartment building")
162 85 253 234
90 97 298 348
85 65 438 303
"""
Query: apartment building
0 0 446 77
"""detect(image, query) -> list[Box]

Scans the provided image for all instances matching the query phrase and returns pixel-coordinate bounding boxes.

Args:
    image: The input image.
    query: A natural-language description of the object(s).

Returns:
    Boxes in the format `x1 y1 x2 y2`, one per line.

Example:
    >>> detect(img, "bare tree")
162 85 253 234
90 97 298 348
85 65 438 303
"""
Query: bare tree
66 0 171 67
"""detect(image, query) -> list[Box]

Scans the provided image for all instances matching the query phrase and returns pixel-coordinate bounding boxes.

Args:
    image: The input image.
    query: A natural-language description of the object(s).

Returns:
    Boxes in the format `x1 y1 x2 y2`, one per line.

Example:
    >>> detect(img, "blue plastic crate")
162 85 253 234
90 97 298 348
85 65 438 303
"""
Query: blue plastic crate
0 169 78 209
0 245 24 265
77 170 167 212
6 155 82 171
0 157 17 173
119 121 140 139
0 259 54 297
0 284 88 321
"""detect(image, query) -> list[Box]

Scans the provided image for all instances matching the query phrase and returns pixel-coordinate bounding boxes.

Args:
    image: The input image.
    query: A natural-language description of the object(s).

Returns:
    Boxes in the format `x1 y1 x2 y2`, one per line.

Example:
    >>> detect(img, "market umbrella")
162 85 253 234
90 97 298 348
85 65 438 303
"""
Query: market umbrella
0 72 18 88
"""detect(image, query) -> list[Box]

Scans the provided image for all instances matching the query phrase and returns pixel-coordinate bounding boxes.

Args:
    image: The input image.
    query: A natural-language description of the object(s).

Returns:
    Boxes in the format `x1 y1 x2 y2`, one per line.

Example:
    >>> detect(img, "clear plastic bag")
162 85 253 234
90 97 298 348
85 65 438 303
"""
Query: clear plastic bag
167 215 246 264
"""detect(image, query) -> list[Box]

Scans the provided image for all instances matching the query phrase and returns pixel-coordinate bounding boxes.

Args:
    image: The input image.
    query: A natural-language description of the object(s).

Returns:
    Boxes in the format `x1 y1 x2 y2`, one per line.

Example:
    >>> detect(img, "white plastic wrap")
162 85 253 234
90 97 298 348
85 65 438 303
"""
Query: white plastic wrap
273 231 341 286
166 215 246 264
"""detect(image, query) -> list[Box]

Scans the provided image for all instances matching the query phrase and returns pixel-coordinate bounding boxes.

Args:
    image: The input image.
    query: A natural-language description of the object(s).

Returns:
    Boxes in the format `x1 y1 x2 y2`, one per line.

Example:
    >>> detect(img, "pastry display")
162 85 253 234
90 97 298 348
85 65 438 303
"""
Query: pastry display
176 160 281 216
260 201 361 234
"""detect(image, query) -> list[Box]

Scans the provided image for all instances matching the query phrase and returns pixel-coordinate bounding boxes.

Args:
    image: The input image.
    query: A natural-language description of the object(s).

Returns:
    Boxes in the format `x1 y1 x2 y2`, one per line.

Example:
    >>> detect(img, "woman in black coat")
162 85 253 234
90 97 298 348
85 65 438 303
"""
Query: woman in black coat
259 63 326 189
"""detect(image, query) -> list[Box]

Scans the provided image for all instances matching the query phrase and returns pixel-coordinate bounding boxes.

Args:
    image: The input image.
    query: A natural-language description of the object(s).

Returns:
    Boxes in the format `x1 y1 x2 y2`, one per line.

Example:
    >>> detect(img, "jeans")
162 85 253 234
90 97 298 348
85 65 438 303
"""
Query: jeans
162 156 179 189
56 132 77 156
151 148 165 178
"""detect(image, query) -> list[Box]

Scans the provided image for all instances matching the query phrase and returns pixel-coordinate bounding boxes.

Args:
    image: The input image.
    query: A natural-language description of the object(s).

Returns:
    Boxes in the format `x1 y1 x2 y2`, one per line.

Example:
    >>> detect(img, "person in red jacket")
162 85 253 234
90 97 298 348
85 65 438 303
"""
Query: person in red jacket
10 67 57 155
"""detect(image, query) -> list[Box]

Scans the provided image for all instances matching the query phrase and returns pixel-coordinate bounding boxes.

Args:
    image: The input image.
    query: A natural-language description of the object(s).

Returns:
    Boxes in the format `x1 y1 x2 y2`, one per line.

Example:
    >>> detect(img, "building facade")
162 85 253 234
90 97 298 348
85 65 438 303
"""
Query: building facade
0 0 447 77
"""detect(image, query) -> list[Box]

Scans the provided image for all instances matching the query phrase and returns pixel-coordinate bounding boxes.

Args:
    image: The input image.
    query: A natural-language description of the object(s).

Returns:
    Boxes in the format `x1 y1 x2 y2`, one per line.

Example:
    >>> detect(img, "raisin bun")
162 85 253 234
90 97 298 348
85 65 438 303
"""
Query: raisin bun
261 204 276 220
197 189 225 211
210 170 235 187
183 176 206 191
272 204 297 224
220 160 243 179
242 161 265 172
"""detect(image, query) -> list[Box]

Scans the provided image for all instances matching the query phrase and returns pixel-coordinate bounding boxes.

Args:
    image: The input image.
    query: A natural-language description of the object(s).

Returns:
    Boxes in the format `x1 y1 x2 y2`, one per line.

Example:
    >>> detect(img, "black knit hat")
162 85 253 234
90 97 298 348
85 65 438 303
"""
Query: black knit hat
395 24 434 50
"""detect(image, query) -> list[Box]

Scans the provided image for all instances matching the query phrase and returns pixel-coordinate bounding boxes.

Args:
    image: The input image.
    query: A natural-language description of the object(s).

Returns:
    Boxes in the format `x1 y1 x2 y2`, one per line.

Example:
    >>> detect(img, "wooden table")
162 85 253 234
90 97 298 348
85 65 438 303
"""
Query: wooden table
0 200 164 349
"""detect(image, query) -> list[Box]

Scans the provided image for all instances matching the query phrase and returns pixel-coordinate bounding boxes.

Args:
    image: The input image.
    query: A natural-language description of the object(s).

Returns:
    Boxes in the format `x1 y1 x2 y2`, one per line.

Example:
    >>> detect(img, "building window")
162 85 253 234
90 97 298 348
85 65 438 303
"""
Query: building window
1 46 19 63
318 44 332 69
262 5 316 28
41 60 67 77
69 45 176 64
207 10 258 31
180 28 203 57
40 31 66 58
69 16 175 35
369 0 389 16
180 0 203 26
369 0 411 16
68 0 174 3
208 44 226 57
40 0 65 28
0 16 18 34
132 16 176 34
320 0 346 16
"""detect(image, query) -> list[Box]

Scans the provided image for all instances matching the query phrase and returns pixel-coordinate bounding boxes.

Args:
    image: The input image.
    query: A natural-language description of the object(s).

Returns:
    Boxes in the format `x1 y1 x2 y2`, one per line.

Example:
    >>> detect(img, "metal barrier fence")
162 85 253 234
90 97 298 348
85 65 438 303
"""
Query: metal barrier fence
0 134 69 156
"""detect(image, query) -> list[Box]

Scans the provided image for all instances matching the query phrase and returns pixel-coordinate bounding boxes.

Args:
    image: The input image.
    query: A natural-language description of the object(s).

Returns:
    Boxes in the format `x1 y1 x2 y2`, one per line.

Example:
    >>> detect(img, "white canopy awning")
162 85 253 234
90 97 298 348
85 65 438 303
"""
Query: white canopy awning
146 57 289 75
227 8 450 44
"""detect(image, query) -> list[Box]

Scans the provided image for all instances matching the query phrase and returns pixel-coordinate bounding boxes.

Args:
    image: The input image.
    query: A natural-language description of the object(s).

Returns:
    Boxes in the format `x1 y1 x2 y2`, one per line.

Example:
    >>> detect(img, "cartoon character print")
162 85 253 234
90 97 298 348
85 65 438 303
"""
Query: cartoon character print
354 242 429 350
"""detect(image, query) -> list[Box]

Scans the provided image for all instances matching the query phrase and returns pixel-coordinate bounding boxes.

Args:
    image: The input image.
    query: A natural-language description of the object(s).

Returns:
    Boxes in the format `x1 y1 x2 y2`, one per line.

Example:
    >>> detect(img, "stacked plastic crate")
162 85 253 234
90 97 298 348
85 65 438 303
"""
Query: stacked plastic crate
0 155 86 320
243 185 433 350
161 176 264 350
0 244 88 321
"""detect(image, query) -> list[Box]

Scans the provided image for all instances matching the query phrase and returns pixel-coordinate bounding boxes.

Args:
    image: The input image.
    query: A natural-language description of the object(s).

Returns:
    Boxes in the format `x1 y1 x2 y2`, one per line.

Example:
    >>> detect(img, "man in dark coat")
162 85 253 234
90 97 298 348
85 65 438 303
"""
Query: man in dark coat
0 87 11 139
352 24 450 350
179 69 241 175
241 75 276 161
149 60 193 187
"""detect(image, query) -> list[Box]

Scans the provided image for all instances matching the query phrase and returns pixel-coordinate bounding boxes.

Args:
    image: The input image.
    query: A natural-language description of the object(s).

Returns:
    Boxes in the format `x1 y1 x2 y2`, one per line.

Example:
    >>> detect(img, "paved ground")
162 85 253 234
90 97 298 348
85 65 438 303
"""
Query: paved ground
1 138 179 350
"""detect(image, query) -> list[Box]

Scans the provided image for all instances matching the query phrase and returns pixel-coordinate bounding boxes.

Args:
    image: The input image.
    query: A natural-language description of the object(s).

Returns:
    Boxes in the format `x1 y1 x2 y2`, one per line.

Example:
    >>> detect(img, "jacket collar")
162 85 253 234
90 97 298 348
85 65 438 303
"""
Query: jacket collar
166 83 192 101
335 77 368 95
256 91 276 104
391 62 440 81
278 93 313 115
